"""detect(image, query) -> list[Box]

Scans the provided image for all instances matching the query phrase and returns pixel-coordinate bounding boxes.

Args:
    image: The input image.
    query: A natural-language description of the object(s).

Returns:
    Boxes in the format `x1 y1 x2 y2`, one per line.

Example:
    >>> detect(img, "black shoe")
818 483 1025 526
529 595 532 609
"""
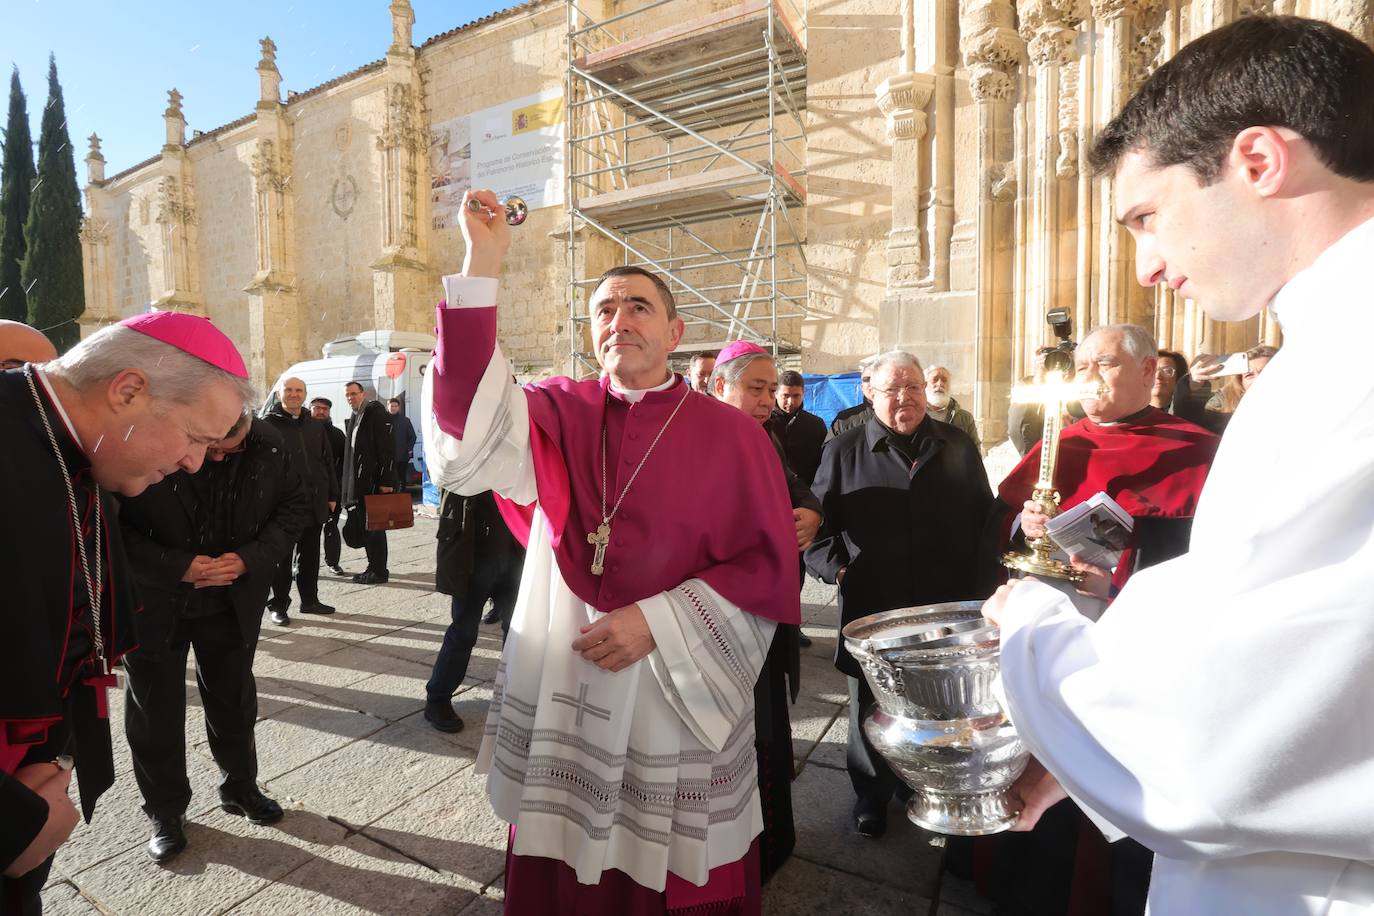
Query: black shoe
352 569 389 584
798 633 813 648
146 814 187 863
299 602 336 615
854 800 888 838
220 787 284 825
269 609 290 626
330 565 347 577
480 605 501 625
424 699 465 733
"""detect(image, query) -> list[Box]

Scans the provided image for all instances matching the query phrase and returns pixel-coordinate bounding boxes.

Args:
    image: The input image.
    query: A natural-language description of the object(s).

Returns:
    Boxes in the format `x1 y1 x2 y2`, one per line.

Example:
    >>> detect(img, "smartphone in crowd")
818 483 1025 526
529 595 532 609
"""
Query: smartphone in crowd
1210 352 1249 377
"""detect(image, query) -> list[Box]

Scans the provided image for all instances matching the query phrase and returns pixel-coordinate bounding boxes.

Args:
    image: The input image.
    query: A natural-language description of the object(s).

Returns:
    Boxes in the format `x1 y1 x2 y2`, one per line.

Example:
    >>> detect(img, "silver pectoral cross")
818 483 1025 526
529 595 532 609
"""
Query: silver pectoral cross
587 521 611 575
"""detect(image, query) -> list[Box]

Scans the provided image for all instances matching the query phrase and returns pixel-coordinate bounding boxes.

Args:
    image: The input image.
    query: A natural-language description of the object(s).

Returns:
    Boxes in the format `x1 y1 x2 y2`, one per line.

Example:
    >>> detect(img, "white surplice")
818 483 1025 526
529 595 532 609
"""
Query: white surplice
422 277 775 891
995 218 1374 914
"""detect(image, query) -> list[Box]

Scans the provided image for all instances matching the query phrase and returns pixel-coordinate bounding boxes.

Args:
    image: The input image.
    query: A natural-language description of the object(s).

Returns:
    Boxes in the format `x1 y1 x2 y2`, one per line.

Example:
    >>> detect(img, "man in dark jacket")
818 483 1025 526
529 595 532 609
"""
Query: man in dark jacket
387 397 417 488
342 381 397 584
766 369 826 487
118 414 308 863
263 378 339 624
424 489 524 734
311 397 348 576
805 351 994 839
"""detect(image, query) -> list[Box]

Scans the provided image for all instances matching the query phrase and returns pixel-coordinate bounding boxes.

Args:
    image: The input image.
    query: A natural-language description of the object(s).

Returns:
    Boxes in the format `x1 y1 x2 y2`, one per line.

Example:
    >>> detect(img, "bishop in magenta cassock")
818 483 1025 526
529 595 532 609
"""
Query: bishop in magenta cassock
423 191 798 915
1 313 251 914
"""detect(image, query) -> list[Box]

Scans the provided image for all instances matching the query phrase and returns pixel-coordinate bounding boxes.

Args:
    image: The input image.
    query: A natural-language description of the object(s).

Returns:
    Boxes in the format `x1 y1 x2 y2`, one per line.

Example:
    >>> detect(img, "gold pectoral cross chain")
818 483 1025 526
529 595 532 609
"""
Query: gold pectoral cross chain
588 385 692 576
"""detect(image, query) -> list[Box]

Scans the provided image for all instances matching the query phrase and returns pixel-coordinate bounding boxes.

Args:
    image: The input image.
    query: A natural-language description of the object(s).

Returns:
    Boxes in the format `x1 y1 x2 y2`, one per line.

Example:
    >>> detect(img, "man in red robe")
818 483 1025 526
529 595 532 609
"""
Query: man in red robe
423 190 798 915
985 323 1218 916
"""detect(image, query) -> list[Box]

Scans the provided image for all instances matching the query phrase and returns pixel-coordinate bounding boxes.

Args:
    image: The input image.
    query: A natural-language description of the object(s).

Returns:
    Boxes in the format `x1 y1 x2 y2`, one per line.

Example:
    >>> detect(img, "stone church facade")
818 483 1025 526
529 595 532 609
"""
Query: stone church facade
78 0 1370 444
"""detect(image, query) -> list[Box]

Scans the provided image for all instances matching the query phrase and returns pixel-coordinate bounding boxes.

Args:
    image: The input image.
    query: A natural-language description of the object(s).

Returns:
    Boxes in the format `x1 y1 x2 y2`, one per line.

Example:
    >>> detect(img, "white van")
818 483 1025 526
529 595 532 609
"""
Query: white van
264 330 435 488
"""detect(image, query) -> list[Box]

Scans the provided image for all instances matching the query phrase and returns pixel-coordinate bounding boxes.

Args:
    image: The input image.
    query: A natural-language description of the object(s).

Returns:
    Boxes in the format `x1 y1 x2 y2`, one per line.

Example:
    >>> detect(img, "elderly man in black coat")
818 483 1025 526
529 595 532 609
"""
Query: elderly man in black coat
342 381 397 584
263 377 339 625
805 350 994 839
118 414 307 863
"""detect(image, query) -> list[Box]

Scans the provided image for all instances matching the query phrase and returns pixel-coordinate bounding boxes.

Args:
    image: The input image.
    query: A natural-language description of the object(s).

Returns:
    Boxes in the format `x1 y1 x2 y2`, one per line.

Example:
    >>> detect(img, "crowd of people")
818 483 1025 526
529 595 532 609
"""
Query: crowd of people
4 14 1374 916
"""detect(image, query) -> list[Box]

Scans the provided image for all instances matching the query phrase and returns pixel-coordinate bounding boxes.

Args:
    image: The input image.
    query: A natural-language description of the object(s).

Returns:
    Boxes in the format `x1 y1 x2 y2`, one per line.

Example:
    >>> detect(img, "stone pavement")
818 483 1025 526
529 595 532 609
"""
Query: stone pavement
43 517 993 916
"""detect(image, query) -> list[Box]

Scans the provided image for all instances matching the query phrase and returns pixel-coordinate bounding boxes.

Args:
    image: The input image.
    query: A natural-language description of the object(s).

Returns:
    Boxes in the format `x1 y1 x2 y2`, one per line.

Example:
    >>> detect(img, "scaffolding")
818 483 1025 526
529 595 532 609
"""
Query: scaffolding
565 0 808 376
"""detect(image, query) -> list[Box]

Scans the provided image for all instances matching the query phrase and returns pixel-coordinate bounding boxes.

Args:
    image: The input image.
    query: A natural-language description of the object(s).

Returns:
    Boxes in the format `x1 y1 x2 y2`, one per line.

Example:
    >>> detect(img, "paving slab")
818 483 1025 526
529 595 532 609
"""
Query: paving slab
764 856 933 915
253 640 417 691
357 766 508 890
225 833 476 915
54 749 226 877
69 809 346 916
266 722 473 825
37 880 103 916
208 701 387 782
788 760 944 896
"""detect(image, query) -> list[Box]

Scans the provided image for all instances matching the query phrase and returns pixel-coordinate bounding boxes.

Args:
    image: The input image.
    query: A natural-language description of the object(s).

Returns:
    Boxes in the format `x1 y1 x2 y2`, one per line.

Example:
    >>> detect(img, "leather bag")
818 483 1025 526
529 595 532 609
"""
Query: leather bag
364 492 414 532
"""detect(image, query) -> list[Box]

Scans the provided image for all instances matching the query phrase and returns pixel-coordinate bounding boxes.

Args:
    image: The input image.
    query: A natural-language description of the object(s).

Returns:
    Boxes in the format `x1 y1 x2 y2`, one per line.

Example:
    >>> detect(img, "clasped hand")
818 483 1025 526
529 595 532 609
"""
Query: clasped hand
182 553 247 589
571 603 656 673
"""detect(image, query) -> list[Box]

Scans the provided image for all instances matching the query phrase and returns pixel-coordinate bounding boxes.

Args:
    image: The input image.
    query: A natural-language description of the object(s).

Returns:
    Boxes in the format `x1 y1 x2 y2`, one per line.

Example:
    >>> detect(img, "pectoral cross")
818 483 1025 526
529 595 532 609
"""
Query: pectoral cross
1001 366 1104 583
85 670 119 719
587 522 611 576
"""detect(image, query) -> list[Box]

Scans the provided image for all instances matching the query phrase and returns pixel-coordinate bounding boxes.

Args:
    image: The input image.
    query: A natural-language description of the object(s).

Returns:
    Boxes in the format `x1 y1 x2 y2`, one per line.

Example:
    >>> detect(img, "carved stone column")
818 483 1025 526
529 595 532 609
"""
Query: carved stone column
244 37 302 392
1090 0 1161 329
79 135 114 338
1018 0 1085 373
153 89 203 314
371 0 432 335
875 72 936 290
962 0 1024 446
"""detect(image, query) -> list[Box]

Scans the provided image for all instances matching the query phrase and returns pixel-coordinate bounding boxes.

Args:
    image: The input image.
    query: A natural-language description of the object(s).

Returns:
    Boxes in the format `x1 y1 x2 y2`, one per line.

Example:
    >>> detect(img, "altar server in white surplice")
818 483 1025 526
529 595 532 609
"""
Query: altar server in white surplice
983 16 1374 916
422 190 798 915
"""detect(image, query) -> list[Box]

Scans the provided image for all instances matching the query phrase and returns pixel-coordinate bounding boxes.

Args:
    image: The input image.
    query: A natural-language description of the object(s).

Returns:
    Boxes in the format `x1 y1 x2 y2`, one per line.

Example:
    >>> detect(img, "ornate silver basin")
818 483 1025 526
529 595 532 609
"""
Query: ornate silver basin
843 601 1028 836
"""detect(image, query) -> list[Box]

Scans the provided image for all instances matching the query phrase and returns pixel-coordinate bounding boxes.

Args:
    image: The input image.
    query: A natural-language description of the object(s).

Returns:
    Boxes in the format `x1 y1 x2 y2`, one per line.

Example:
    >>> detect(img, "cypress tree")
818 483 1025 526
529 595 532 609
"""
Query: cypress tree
22 55 84 352
0 67 35 324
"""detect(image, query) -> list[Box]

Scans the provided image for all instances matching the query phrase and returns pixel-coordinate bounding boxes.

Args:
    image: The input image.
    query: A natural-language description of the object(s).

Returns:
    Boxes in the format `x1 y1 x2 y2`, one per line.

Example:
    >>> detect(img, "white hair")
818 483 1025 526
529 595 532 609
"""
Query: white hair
1082 324 1157 363
925 364 951 378
868 350 924 379
709 351 774 393
47 324 258 409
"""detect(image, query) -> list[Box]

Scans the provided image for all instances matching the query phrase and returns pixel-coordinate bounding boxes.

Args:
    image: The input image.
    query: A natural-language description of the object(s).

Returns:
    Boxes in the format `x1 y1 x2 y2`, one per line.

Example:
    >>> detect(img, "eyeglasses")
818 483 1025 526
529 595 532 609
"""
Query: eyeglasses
872 384 924 399
1155 367 1178 378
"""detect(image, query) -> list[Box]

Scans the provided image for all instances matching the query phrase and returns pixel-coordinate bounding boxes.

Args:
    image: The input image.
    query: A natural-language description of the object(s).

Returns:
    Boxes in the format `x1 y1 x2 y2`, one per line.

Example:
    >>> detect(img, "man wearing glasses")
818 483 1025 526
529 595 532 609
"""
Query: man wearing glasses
805 350 994 837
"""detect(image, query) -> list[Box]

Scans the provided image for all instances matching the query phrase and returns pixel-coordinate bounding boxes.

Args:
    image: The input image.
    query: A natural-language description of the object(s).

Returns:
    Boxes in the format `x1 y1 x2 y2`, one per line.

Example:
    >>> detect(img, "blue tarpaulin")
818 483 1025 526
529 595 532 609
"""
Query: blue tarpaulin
802 372 865 429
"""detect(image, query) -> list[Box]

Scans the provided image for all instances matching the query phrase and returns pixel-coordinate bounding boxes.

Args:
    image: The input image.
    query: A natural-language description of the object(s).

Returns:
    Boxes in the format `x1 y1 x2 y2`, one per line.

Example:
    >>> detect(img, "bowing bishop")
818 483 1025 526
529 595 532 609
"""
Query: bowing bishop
423 189 798 914
0 313 252 915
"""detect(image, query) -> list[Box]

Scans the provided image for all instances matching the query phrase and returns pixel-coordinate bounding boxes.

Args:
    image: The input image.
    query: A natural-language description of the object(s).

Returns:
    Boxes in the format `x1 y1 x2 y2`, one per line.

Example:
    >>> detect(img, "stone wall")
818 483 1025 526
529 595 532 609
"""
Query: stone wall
80 0 1373 441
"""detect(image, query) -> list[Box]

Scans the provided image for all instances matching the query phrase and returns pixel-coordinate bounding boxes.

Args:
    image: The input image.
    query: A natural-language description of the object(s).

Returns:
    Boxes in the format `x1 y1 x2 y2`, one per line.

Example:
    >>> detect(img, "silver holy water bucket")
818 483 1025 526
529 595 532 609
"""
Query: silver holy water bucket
842 601 1028 836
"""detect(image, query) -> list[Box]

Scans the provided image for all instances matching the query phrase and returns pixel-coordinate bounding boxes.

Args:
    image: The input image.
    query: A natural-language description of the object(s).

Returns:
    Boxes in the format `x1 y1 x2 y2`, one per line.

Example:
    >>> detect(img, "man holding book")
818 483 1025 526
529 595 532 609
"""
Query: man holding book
986 322 1219 913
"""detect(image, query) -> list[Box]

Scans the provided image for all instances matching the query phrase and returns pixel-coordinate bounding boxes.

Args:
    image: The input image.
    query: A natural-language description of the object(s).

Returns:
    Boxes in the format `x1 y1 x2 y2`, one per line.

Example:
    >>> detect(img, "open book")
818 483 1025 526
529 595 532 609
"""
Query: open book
1045 491 1134 570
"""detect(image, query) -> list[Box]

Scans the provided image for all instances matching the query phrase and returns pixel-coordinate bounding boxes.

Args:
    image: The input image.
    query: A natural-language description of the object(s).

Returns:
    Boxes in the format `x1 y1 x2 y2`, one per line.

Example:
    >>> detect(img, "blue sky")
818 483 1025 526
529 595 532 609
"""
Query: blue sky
2 0 511 179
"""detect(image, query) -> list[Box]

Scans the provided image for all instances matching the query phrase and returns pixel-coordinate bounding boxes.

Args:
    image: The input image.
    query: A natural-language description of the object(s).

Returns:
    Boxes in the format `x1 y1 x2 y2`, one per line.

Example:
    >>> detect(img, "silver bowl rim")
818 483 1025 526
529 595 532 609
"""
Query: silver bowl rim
842 601 997 656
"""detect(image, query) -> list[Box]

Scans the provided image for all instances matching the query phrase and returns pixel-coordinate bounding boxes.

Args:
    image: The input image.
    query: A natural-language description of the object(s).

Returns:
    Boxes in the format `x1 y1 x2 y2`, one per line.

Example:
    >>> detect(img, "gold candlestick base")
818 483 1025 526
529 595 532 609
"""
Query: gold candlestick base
1001 547 1084 583
1000 486 1085 584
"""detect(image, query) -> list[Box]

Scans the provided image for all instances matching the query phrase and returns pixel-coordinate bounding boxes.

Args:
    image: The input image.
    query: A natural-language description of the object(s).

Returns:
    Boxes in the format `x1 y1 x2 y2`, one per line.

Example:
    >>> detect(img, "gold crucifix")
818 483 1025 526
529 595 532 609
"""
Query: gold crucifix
587 522 611 576
1000 366 1105 583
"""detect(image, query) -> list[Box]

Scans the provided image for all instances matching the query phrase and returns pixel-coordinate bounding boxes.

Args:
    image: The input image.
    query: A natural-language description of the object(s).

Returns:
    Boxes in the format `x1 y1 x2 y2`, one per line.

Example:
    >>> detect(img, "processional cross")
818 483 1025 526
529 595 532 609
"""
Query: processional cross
1000 358 1105 584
